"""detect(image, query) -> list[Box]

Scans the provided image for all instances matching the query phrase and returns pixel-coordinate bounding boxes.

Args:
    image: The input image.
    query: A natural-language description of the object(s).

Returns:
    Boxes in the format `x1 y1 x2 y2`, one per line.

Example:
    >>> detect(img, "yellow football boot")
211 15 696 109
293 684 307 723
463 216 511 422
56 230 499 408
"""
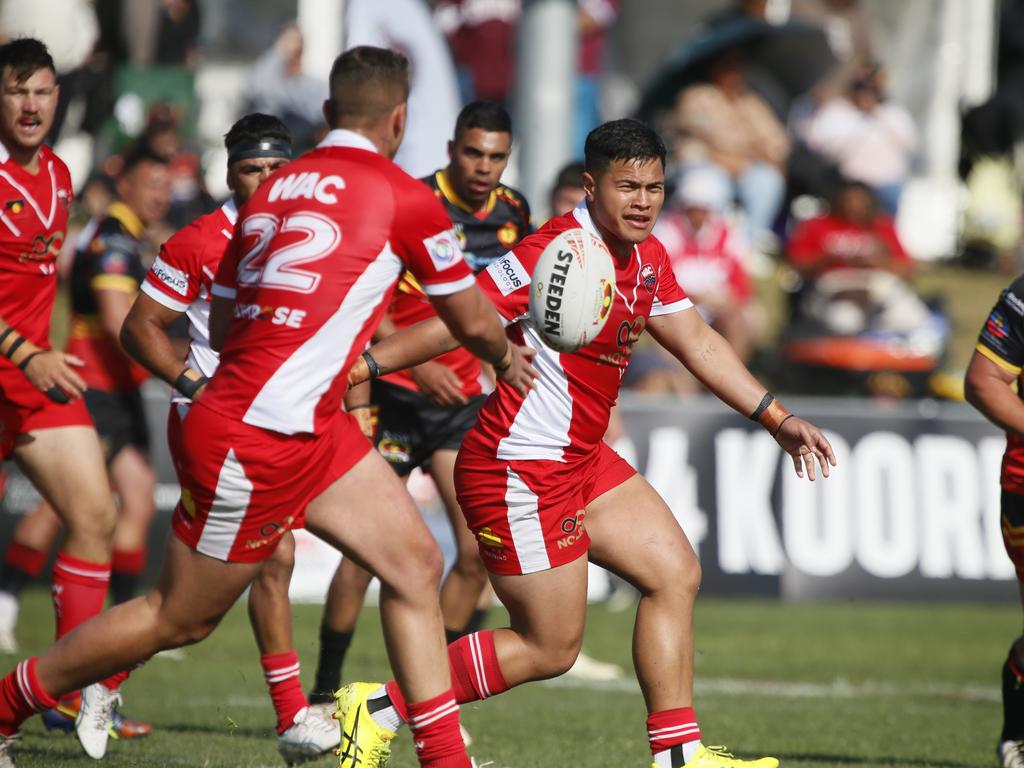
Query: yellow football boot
334 682 395 768
652 745 780 768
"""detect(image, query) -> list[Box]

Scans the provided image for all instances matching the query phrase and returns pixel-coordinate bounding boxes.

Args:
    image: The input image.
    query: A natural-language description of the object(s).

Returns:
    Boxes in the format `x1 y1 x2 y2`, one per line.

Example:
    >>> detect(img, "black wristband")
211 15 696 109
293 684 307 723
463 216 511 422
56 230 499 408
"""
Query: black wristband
347 403 371 411
17 350 42 371
772 413 794 437
6 336 26 360
174 371 208 400
0 327 16 349
45 386 69 404
362 350 380 380
749 392 774 421
492 342 513 373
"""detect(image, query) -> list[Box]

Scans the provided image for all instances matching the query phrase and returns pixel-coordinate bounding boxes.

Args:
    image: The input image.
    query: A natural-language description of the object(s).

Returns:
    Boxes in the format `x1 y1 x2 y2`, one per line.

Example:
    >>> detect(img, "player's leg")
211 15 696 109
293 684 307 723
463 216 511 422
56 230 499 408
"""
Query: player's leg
303 448 470 767
108 445 156 605
309 556 373 704
586 469 775 768
248 531 339 761
0 500 61 652
430 449 489 641
1000 490 1024 767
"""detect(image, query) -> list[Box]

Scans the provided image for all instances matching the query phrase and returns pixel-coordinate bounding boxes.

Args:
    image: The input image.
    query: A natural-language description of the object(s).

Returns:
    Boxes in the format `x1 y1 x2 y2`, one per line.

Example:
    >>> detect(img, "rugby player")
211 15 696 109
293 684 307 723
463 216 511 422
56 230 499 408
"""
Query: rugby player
0 36 130 756
335 119 836 768
121 112 340 763
0 46 535 768
965 278 1024 768
309 100 532 705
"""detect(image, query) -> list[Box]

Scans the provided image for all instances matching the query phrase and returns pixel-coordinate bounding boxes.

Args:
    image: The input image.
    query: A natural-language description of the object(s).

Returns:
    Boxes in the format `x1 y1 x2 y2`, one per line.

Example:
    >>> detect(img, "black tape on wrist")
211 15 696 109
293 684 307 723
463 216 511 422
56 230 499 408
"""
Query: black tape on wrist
5 336 26 361
0 327 16 350
17 351 42 371
492 343 513 373
362 350 380 380
174 372 208 400
749 392 774 421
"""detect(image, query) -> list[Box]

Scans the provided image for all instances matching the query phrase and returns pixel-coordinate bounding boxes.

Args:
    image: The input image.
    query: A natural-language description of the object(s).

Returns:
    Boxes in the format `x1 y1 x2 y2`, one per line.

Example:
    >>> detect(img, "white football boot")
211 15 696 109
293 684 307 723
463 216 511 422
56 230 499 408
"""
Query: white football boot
277 705 340 765
75 683 120 759
0 731 17 767
565 650 624 681
0 593 18 654
1001 740 1024 768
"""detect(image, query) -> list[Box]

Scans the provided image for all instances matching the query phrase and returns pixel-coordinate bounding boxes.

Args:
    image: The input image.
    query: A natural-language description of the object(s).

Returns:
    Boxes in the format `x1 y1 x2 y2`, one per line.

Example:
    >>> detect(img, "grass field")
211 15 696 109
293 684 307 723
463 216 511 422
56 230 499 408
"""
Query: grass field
3 588 1018 767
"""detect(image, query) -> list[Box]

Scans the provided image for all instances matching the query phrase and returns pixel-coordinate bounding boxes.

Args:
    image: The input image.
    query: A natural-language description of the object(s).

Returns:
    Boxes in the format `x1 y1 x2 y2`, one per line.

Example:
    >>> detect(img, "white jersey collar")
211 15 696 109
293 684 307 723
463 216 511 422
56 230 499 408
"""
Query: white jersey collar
221 197 239 225
317 129 380 154
571 199 640 263
0 139 8 164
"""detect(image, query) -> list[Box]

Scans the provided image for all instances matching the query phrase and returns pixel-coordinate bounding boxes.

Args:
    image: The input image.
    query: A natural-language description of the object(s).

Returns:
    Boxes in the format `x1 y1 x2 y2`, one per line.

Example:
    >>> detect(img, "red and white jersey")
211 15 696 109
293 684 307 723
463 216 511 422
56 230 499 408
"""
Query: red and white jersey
653 211 752 304
471 201 692 462
0 142 73 406
140 199 238 401
205 129 474 436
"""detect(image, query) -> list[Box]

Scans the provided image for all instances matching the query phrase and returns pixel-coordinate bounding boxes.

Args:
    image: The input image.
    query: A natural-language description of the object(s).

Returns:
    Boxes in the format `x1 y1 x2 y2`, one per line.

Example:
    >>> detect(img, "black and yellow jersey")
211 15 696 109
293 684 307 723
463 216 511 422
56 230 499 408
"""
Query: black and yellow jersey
422 169 531 273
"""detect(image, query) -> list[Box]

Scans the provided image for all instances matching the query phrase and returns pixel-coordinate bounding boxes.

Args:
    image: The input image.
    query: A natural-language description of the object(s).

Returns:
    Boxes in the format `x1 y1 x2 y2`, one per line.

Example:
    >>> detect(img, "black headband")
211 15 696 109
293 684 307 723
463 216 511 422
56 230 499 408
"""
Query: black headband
227 138 292 166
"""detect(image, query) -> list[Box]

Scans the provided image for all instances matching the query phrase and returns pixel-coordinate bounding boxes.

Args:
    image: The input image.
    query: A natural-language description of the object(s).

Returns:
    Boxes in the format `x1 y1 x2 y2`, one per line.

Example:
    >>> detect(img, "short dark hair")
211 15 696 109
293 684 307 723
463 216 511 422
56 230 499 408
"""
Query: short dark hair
584 119 666 175
224 113 291 152
120 145 170 176
552 161 585 193
0 38 55 83
328 46 410 124
454 101 512 140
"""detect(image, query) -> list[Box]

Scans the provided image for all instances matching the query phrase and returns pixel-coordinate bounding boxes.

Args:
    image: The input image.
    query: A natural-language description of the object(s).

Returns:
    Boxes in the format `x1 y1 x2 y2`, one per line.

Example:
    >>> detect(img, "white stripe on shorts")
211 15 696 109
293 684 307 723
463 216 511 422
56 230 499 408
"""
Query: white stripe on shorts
196 449 253 561
504 468 551 574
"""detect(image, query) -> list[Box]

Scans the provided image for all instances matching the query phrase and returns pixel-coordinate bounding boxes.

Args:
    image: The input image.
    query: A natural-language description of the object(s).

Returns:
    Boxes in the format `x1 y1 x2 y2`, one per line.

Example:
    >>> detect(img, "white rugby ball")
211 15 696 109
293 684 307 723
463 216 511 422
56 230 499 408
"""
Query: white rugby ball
528 228 615 353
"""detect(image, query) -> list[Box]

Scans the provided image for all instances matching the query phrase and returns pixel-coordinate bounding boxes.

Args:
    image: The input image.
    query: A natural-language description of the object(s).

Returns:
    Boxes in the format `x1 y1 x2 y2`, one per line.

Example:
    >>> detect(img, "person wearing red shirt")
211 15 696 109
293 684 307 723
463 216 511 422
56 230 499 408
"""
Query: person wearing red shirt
0 46 535 768
337 119 836 768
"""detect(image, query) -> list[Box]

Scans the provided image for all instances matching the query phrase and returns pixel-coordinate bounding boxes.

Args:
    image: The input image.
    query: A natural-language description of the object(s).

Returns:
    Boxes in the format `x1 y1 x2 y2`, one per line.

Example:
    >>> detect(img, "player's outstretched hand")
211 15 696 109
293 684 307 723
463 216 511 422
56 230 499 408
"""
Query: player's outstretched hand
774 416 837 481
22 351 86 401
495 344 538 396
411 361 468 407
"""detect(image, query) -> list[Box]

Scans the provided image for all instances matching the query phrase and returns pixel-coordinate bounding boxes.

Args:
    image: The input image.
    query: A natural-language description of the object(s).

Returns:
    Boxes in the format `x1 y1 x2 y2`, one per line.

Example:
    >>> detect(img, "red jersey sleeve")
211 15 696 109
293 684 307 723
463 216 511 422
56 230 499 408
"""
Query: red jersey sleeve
477 232 550 323
648 238 692 316
142 222 208 312
391 181 474 296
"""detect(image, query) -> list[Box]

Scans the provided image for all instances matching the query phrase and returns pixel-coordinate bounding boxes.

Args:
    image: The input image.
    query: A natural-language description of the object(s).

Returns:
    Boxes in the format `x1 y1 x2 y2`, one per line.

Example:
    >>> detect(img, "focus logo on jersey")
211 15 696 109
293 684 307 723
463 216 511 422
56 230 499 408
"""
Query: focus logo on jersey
488 253 529 296
151 256 189 296
267 171 346 205
422 228 463 272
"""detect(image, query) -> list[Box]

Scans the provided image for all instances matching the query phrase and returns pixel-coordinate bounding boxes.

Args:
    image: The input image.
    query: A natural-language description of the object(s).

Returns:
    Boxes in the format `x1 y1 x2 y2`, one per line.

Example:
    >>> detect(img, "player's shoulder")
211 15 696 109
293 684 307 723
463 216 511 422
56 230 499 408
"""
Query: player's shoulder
164 205 229 254
639 230 670 261
38 145 72 180
495 184 529 211
999 274 1024 318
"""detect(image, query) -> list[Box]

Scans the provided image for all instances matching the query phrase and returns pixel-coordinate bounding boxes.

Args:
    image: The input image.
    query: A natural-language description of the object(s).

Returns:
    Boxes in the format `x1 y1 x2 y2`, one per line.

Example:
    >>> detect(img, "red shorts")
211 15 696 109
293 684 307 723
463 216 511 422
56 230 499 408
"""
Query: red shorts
454 441 636 575
0 389 93 459
171 402 371 563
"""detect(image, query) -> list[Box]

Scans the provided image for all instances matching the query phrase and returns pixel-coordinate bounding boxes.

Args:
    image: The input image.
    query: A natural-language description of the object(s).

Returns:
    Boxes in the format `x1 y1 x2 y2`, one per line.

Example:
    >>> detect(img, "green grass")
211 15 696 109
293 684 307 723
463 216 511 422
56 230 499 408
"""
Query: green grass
5 589 1018 767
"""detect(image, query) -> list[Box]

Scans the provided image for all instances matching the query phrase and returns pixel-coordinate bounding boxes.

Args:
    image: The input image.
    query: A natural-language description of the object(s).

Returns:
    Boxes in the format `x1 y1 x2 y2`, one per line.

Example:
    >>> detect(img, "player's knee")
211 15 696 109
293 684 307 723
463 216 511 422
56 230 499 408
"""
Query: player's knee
383 539 444 597
66 496 117 541
156 611 220 648
537 634 583 678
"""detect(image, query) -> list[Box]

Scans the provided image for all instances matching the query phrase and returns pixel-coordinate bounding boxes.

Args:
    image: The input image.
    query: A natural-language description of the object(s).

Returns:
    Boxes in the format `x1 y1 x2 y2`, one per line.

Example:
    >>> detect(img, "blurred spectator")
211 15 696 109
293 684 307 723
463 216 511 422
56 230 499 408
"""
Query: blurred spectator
703 0 769 28
653 168 761 364
434 0 520 107
790 0 874 81
549 160 586 219
246 23 327 152
673 49 790 245
346 0 462 179
122 0 200 67
786 181 930 338
575 0 618 156
800 64 916 214
138 103 214 229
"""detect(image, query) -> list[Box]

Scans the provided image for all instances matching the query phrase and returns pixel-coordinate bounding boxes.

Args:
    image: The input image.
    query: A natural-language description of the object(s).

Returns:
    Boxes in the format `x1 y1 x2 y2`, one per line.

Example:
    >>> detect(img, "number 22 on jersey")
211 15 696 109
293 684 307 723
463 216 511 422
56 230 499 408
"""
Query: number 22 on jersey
236 211 341 293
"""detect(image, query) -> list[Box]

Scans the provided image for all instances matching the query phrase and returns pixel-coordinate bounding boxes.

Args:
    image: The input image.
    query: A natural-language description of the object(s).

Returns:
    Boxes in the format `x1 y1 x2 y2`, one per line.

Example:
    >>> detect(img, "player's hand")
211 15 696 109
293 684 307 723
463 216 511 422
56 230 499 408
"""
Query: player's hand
410 361 468 407
774 416 837 481
495 344 538 397
350 407 374 439
348 356 370 389
22 351 87 401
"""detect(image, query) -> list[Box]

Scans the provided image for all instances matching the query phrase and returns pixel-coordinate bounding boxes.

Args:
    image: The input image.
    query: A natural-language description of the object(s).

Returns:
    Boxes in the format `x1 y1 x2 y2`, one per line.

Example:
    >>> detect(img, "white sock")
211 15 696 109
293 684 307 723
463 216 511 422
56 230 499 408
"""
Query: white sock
653 740 702 767
366 685 404 733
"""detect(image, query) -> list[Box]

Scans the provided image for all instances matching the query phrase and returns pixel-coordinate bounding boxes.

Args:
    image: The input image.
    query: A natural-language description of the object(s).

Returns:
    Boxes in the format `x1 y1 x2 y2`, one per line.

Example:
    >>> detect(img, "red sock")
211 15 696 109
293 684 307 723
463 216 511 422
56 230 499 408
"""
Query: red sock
51 552 110 640
100 669 130 691
0 657 58 735
5 542 47 578
261 651 307 734
406 688 468 767
111 548 146 576
647 706 701 757
383 629 510 723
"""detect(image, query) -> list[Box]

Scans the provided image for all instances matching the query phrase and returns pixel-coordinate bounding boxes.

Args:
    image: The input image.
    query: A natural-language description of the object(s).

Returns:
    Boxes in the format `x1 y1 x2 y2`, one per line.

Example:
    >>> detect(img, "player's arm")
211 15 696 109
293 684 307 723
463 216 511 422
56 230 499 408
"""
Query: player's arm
964 350 1024 436
344 379 374 438
95 287 136 353
121 295 207 400
0 318 86 401
647 307 836 480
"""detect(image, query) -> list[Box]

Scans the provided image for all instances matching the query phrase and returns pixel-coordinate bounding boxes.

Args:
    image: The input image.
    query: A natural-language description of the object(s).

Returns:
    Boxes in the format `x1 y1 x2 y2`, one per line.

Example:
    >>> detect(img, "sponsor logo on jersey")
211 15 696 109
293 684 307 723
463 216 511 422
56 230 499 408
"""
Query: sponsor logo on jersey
542 248 574 337
20 232 63 266
556 510 587 549
488 253 529 296
423 228 464 272
640 263 657 293
498 221 519 247
151 256 189 296
267 171 346 204
233 303 307 327
477 527 504 548
599 279 613 321
4 199 23 214
1007 291 1024 316
378 432 411 464
986 310 1009 340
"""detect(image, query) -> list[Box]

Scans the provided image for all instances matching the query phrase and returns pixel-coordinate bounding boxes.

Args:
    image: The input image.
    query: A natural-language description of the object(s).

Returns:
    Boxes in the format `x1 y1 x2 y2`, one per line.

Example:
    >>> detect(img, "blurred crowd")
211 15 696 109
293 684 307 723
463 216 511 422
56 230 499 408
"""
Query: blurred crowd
0 0 985 399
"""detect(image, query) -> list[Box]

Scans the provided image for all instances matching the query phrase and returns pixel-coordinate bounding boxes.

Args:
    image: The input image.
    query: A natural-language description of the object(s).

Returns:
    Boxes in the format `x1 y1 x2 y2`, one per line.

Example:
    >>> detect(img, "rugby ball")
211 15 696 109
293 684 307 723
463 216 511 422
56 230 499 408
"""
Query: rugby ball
528 228 615 353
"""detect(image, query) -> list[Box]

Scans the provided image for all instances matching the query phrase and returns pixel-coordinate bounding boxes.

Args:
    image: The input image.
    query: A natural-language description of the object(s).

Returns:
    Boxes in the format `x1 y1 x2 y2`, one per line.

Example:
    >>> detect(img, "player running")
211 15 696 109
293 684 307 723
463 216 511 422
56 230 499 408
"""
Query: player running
965 277 1024 768
0 35 132 755
0 46 535 768
121 112 340 764
336 119 837 768
309 100 532 706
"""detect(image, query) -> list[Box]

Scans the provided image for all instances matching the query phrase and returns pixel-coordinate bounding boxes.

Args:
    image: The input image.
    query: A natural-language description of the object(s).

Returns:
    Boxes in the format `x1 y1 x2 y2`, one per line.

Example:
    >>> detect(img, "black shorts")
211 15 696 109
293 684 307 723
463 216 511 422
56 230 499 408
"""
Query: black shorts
371 379 486 477
84 388 149 463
